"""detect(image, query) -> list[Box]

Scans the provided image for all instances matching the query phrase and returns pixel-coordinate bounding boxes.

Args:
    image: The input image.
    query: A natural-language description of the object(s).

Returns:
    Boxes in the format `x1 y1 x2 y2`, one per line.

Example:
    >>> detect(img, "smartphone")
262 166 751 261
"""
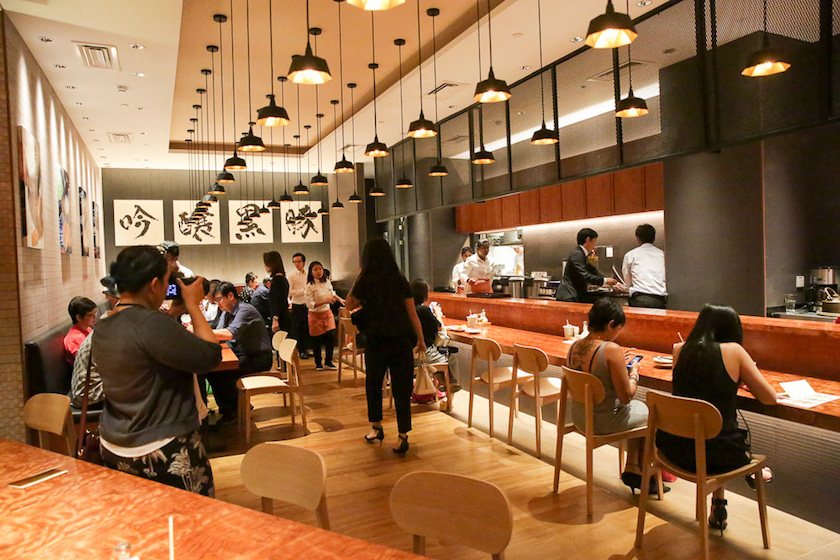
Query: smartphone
165 280 180 300
626 355 643 370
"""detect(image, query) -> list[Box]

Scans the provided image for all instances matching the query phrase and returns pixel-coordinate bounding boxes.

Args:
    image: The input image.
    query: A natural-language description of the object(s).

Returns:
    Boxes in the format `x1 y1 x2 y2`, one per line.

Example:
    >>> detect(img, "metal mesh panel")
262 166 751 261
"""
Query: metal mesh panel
509 69 558 189
413 134 442 211
393 141 416 216
712 0 820 48
439 111 473 206
373 153 394 220
471 103 511 198
834 0 840 118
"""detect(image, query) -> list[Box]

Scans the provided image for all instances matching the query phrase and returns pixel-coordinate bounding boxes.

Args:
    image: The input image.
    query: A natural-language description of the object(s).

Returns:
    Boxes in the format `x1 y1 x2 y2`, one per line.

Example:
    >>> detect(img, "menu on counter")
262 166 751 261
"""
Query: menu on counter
778 380 840 409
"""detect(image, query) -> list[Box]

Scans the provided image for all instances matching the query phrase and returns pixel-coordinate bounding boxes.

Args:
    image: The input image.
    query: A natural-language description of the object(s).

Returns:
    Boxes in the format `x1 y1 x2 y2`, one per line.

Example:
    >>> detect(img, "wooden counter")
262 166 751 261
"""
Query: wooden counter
432 292 840 381
0 438 418 559
217 346 239 371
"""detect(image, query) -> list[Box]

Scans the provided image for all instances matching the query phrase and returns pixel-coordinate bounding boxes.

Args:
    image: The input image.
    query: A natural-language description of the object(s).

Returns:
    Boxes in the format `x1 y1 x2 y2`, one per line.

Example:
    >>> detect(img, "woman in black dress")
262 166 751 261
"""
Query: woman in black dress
656 304 776 533
346 238 425 454
263 251 291 334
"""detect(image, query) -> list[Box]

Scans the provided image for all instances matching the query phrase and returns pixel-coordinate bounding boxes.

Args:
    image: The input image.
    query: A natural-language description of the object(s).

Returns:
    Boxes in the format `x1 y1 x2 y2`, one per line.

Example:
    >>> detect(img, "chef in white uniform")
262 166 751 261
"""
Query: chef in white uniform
450 247 473 293
460 240 494 294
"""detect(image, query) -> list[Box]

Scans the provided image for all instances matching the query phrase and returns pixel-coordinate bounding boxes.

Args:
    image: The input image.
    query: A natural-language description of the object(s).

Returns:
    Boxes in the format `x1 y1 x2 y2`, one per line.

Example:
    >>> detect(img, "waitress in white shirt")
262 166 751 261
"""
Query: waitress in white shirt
460 240 494 294
304 261 344 370
621 224 667 308
450 247 473 293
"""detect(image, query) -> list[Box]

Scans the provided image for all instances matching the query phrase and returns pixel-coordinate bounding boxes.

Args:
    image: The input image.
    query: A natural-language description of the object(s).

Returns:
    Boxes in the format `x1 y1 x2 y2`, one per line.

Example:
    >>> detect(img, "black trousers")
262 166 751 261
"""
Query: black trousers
311 329 336 368
365 336 415 434
205 351 272 416
629 293 667 309
291 303 311 353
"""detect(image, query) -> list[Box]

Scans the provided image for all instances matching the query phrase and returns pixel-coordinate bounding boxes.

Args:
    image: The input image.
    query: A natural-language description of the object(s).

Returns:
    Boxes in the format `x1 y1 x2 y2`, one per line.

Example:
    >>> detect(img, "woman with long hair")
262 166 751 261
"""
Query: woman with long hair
92 246 221 496
263 251 291 334
657 304 777 534
346 238 425 454
304 261 344 370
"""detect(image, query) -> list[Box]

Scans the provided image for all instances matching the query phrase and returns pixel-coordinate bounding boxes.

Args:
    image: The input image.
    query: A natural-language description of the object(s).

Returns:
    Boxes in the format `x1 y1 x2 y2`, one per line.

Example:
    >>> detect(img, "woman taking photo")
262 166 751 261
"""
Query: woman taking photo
304 261 344 370
92 246 222 496
346 238 425 454
264 251 291 334
566 299 659 494
657 304 777 534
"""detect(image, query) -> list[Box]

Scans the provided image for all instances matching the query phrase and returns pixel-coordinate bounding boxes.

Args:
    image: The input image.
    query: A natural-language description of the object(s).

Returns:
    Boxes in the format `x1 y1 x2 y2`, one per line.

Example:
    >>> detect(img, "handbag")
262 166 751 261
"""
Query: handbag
412 356 438 404
76 342 102 465
349 305 371 331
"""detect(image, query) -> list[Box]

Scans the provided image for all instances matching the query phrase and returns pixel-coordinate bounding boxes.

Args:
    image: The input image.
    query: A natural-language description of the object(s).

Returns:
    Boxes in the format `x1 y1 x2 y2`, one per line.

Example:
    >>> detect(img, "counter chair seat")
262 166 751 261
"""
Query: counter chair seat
23 393 75 457
635 391 770 560
508 345 561 457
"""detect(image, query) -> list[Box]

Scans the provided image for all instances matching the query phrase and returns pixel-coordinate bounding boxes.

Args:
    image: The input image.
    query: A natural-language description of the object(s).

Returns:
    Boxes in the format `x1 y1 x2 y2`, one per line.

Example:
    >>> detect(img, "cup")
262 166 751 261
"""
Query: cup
467 314 478 328
571 325 580 338
784 293 796 313
563 324 575 338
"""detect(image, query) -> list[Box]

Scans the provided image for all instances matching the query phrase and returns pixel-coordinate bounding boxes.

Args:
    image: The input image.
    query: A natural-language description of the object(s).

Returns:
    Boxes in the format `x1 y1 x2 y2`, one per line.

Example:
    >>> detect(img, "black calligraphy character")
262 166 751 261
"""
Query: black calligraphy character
120 204 158 238
235 204 265 240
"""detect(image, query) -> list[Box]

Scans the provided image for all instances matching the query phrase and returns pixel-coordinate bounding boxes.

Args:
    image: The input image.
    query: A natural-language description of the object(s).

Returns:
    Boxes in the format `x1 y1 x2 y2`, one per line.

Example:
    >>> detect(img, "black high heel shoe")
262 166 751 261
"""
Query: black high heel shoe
364 425 384 445
393 435 409 455
621 472 671 495
709 498 728 535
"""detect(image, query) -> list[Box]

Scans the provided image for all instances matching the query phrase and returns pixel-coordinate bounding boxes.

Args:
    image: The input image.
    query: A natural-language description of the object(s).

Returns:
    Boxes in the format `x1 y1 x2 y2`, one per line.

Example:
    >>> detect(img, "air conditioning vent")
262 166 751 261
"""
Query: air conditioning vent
340 144 363 152
444 134 470 143
426 81 467 101
107 132 132 144
74 42 120 71
588 60 648 83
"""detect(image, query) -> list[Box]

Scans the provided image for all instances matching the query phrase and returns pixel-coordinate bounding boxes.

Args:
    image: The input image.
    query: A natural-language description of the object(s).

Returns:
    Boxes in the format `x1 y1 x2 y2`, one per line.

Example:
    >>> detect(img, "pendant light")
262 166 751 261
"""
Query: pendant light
257 0 290 126
311 83 328 187
407 0 437 138
293 84 310 195
742 0 791 77
239 1 265 152
531 0 559 145
194 95 211 209
471 1 493 165
220 9 246 171
205 44 230 193
364 13 389 157
616 42 648 117
585 0 637 49
394 38 413 189
333 0 355 173
347 0 405 10
289 0 332 85
278 77 294 203
473 0 511 104
330 99 346 209
427 7 448 177
304 124 320 218
348 83 363 203
210 18 234 184
369 182 385 196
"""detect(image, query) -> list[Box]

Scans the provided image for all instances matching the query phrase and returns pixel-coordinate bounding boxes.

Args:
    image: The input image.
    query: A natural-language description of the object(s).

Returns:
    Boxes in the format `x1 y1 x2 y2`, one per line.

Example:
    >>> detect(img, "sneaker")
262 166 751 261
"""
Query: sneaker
315 365 324 371
215 413 238 427
323 363 338 370
300 352 313 360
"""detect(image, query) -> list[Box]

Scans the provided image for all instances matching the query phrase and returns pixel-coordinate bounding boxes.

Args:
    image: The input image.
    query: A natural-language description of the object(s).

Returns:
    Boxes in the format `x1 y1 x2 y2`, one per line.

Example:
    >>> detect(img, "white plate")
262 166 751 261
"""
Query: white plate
653 356 673 365
447 325 465 331
464 328 482 334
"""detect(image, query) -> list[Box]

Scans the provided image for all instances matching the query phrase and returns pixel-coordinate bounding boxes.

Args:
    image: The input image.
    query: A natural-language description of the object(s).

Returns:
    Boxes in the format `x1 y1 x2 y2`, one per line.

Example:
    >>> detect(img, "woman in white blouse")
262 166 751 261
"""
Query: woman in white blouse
304 261 344 370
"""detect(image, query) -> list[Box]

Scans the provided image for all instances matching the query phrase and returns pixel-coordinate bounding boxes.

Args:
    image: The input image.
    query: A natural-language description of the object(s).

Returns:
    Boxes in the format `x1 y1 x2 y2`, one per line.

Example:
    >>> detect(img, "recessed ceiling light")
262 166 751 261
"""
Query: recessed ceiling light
74 102 83 106
520 65 531 70
97 148 104 151
578 85 587 89
88 129 95 132
516 111 525 115
39 36 54 43
81 116 90 120
637 1 652 6
140 131 148 135
134 72 145 77
101 156 107 158
65 85 75 89
570 36 584 43
138 107 147 111
55 64 66 69
448 104 457 109
663 47 677 54
94 139 100 142
130 43 145 49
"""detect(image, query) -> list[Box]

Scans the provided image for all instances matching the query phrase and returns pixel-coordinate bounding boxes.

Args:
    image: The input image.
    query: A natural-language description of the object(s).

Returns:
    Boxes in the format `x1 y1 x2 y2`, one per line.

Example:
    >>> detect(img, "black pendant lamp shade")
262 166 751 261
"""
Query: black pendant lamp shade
369 182 385 196
471 147 495 165
365 17 390 157
332 198 345 209
334 155 355 173
408 111 437 139
293 181 310 195
348 191 363 203
429 162 448 176
396 175 413 189
267 198 281 209
209 183 227 195
289 4 332 85
530 0 558 145
427 8 448 177
305 208 318 218
616 88 648 118
216 171 235 183
279 191 294 202
347 0 406 10
585 0 637 49
256 94 290 127
365 135 389 157
474 67 511 104
224 151 247 170
311 171 328 187
742 1 791 78
239 123 266 152
531 123 559 145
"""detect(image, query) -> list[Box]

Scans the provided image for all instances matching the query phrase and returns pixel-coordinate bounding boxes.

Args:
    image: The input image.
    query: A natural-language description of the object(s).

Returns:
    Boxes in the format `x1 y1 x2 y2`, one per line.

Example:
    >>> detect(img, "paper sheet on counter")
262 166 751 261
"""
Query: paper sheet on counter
778 380 840 409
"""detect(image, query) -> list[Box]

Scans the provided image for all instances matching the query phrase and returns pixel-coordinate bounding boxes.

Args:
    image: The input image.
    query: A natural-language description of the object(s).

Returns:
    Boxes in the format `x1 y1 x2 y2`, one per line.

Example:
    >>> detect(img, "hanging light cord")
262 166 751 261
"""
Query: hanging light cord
371 13 380 136
245 0 253 117
229 0 237 140
763 0 768 34
416 0 424 114
210 51 219 177
297 85 303 184
398 41 405 142
486 0 493 67
316 88 323 172
217 20 227 166
332 100 339 168
337 1 347 155
475 0 483 80
626 0 634 91
269 0 275 96
431 10 439 123
537 0 546 124
350 85 357 166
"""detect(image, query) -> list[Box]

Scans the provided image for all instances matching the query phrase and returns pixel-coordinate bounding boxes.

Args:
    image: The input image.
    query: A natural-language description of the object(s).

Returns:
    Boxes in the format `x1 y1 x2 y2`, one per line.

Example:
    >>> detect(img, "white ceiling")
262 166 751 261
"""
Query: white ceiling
1 0 671 175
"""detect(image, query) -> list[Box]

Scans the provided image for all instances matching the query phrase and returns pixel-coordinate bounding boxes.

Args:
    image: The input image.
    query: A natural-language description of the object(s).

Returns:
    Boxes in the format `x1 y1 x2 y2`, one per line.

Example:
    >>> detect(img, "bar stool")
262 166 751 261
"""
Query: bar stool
507 344 562 457
337 317 365 385
468 337 533 439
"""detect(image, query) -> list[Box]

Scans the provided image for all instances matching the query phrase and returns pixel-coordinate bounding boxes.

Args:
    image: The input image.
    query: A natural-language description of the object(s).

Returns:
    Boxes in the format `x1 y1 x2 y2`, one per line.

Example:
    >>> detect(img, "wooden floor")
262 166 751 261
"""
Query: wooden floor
204 363 840 560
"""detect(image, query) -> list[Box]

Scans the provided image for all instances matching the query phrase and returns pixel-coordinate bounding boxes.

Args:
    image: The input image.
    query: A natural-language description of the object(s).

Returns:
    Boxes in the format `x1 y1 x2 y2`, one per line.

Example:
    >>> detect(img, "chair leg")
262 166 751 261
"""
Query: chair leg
699 493 710 560
413 535 426 556
338 351 343 383
507 388 516 445
535 400 543 458
553 399 566 493
290 392 296 425
316 496 330 530
299 392 308 434
618 440 626 476
443 367 452 412
488 383 495 438
244 392 252 444
756 469 771 549
585 438 594 517
468 378 475 428
261 497 273 515
635 458 653 548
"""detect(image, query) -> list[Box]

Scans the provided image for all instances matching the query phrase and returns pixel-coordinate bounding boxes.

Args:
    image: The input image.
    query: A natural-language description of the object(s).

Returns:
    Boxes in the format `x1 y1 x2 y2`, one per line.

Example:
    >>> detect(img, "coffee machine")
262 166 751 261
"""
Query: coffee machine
808 267 839 311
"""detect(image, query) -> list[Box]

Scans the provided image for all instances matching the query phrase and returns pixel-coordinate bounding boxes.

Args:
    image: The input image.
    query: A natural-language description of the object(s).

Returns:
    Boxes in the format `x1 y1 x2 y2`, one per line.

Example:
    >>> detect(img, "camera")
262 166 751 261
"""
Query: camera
165 276 198 300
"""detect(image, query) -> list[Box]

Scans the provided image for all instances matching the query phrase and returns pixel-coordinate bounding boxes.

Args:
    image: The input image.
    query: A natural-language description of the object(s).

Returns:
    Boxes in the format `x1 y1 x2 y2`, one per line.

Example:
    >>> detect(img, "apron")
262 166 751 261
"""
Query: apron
308 309 336 337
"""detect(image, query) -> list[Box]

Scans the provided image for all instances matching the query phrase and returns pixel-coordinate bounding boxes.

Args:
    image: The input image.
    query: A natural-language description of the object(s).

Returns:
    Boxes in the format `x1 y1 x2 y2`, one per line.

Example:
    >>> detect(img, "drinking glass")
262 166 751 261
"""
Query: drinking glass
784 293 796 313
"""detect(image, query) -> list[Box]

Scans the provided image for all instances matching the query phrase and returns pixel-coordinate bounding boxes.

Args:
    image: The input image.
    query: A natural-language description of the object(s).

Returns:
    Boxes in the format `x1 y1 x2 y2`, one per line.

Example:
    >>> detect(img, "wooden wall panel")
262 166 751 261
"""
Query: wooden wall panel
645 162 665 210
484 198 503 231
539 183 563 223
585 174 613 217
561 179 586 220
518 189 541 225
613 167 646 214
470 202 486 233
455 204 470 233
500 194 520 229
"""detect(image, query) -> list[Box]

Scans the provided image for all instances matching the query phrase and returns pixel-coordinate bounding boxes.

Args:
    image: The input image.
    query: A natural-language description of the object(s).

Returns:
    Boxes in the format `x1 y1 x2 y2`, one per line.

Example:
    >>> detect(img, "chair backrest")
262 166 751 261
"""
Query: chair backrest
241 442 327 512
339 317 358 342
473 337 502 362
646 391 723 441
338 307 350 319
278 338 300 383
390 471 513 557
271 330 288 352
513 344 548 375
23 393 74 455
561 366 607 406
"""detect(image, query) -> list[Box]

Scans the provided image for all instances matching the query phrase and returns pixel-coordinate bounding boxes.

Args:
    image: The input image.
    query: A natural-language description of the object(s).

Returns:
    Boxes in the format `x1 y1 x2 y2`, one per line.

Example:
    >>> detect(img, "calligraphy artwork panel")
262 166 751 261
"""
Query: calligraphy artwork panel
78 186 91 257
228 200 273 245
18 127 43 249
279 201 323 243
92 201 101 258
114 199 164 246
58 167 73 254
173 200 221 245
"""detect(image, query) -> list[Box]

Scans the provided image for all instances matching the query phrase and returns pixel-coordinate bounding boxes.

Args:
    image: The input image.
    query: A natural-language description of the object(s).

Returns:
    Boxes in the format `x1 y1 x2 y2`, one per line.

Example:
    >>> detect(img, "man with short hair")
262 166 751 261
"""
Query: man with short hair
250 275 272 324
208 282 272 425
288 252 312 358
622 224 667 308
564 228 619 303
158 240 194 278
450 247 473 292
460 240 494 294
64 296 97 363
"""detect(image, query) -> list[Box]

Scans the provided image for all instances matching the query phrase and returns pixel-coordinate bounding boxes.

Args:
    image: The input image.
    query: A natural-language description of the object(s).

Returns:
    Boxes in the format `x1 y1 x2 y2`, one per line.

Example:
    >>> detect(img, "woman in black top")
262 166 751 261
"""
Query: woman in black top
656 304 776 533
264 251 291 334
346 238 425 454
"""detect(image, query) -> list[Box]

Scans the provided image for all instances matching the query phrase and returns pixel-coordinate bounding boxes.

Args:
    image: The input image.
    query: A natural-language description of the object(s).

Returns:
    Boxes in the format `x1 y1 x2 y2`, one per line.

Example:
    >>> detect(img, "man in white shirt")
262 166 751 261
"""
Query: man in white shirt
158 241 195 278
460 240 494 294
288 252 312 358
622 224 667 308
450 247 473 292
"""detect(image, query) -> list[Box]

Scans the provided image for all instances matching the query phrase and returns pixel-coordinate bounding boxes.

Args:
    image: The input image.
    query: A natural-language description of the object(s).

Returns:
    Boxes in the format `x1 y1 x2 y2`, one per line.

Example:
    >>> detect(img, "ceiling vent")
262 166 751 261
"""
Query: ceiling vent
74 42 120 71
107 132 132 144
444 134 470 144
340 144 363 152
426 81 467 101
588 60 648 83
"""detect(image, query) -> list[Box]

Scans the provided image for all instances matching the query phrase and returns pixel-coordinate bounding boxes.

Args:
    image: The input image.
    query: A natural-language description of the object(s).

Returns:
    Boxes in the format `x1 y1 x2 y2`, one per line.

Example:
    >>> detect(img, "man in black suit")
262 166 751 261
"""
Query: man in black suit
563 228 619 303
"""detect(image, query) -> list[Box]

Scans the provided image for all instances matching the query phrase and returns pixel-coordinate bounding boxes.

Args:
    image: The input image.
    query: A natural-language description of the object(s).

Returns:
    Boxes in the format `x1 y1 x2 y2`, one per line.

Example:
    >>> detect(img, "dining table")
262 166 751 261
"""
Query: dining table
0 438 420 559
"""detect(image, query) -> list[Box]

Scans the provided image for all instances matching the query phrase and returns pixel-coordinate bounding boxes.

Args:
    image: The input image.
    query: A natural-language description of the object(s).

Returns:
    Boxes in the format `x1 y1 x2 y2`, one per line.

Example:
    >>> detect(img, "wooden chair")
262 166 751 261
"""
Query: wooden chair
23 393 75 456
468 337 533 439
390 471 513 559
507 344 562 457
553 366 660 517
240 442 330 529
237 338 307 443
635 392 770 560
337 317 365 385
271 330 288 370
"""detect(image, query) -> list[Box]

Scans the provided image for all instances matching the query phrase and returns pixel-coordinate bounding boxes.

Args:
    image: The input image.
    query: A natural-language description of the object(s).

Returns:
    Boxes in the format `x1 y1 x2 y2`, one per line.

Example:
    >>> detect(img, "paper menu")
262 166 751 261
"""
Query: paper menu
778 380 840 409
780 380 817 399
